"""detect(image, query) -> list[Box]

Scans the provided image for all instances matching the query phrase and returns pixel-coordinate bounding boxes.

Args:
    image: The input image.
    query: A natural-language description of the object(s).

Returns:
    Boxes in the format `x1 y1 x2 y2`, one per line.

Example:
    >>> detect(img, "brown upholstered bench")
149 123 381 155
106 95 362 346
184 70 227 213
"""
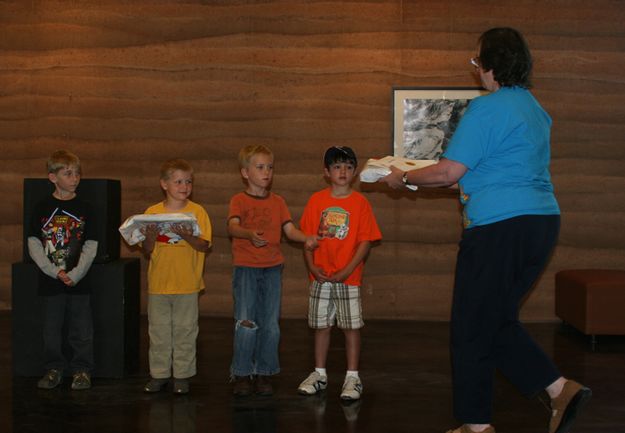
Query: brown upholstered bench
555 269 625 349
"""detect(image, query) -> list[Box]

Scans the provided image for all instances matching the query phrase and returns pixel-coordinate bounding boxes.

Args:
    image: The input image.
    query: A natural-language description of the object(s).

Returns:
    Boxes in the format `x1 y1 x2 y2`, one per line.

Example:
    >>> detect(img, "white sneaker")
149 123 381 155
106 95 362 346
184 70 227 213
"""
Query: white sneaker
340 376 363 400
297 371 327 395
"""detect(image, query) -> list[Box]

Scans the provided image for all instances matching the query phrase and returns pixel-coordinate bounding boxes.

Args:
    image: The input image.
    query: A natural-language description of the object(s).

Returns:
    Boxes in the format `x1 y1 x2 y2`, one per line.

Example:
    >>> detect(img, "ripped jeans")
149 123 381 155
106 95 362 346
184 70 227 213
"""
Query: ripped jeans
230 265 282 377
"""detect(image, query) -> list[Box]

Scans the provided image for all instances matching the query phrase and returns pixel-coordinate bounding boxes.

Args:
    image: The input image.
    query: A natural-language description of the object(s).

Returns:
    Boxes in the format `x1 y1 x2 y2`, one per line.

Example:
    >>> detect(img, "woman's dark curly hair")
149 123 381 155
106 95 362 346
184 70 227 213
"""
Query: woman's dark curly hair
478 27 532 88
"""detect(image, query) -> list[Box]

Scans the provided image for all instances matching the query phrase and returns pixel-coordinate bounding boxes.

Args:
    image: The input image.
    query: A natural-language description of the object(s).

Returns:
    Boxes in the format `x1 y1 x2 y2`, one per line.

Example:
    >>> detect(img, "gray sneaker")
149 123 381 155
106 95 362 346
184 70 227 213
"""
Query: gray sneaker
173 378 189 395
71 371 91 390
37 369 62 389
144 377 169 393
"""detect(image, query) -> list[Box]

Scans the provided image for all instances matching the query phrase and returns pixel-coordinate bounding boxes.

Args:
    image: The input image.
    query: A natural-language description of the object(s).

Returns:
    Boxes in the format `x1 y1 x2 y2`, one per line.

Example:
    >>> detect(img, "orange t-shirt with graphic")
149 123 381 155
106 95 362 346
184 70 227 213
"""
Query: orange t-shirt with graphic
228 192 292 268
300 188 382 286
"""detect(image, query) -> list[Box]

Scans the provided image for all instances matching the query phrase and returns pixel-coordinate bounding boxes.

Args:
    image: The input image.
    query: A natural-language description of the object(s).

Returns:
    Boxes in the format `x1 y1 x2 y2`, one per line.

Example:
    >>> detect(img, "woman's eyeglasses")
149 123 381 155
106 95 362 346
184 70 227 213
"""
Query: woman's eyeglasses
470 57 480 69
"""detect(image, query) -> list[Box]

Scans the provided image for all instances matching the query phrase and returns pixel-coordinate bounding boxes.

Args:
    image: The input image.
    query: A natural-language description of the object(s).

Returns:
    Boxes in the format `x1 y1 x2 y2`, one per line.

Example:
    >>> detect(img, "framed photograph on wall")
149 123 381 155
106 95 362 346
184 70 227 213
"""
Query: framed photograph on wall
392 87 487 159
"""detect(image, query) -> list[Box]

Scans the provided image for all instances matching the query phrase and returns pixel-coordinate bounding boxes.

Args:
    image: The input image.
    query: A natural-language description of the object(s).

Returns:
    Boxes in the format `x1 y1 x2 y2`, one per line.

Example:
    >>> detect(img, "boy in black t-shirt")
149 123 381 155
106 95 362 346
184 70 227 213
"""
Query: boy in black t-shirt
27 150 99 390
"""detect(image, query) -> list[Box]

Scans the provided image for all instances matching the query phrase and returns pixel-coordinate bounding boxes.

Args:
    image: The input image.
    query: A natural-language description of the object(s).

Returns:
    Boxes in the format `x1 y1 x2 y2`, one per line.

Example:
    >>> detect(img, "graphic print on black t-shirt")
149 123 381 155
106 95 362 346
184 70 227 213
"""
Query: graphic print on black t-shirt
38 207 86 271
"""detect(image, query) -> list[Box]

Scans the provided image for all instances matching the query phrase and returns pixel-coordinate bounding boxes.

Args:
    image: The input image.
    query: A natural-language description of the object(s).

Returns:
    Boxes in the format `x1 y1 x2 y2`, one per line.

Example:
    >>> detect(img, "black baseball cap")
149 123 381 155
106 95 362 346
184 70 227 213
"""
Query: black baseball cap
323 146 358 168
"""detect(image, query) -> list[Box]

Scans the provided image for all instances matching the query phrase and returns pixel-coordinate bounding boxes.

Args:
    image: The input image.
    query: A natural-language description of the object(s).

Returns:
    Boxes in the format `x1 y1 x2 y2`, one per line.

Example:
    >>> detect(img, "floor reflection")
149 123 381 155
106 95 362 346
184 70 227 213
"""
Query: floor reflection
7 317 623 433
229 392 363 433
232 397 276 433
300 392 326 433
148 396 197 433
341 399 362 426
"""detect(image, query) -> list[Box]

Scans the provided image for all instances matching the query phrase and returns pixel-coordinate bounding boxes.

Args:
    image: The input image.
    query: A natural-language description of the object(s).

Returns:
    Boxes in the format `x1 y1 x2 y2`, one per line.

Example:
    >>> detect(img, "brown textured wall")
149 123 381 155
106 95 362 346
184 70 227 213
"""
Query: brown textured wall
1 0 624 320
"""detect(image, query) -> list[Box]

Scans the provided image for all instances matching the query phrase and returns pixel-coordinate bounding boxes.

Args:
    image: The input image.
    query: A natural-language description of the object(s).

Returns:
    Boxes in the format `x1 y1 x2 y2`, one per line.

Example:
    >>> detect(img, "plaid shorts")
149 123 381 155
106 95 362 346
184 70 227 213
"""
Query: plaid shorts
307 281 364 330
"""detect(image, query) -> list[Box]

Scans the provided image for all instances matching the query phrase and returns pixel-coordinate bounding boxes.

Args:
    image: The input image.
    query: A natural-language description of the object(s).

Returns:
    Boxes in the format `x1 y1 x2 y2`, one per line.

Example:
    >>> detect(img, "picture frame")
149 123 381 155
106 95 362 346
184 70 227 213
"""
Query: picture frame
392 87 487 159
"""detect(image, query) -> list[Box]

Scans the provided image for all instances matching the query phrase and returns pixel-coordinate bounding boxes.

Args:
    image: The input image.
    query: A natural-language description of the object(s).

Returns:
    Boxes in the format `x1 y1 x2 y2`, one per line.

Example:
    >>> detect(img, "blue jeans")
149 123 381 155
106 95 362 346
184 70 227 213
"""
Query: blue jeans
230 265 282 377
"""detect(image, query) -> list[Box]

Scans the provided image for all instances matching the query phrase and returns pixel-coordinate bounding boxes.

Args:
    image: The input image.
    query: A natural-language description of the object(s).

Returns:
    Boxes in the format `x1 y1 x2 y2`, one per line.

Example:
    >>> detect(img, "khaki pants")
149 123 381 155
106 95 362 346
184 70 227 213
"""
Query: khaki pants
148 293 199 379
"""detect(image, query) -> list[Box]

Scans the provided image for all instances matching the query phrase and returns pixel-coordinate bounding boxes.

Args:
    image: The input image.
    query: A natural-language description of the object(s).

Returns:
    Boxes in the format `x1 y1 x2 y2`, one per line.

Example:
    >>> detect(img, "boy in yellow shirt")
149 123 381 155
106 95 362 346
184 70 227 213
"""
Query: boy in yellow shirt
141 159 211 395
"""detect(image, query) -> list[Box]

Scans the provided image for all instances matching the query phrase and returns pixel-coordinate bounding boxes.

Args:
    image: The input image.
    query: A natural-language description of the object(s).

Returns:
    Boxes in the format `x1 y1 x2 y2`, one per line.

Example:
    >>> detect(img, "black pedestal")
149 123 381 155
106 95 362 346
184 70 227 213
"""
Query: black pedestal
11 258 140 378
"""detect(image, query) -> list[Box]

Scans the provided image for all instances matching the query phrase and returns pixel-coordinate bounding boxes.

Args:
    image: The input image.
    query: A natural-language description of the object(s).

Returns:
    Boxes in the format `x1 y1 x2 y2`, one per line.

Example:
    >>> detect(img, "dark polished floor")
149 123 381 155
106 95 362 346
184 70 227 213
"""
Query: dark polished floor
4 312 625 433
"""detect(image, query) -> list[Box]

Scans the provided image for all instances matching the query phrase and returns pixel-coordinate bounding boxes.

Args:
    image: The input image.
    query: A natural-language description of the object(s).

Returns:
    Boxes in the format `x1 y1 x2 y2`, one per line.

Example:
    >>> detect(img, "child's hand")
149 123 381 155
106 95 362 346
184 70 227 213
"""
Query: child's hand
171 222 193 238
310 265 330 283
143 223 158 240
328 268 351 283
141 223 159 255
57 270 69 282
250 230 268 248
328 268 349 283
304 235 320 251
57 270 74 286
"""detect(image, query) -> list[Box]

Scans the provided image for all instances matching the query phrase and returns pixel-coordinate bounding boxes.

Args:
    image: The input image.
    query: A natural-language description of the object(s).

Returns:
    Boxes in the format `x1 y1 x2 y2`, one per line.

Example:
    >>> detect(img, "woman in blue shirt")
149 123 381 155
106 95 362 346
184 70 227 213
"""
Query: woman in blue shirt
382 28 590 433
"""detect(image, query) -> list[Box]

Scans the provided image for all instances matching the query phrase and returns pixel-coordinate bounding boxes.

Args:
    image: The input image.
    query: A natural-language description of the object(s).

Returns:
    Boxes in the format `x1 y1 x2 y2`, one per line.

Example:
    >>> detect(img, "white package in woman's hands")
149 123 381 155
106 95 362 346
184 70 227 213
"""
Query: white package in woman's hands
359 156 436 190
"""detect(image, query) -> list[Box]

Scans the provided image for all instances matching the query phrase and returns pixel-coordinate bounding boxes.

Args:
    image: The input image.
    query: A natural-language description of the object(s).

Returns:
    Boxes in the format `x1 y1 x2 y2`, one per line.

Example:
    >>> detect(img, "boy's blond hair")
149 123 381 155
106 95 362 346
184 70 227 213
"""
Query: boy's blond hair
160 158 193 180
47 150 81 174
238 145 273 169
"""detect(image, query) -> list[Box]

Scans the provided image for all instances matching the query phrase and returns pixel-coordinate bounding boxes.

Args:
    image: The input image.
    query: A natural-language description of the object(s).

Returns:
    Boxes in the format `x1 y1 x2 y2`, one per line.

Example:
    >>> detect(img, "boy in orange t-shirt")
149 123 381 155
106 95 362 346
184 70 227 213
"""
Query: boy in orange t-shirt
297 146 381 401
228 145 318 397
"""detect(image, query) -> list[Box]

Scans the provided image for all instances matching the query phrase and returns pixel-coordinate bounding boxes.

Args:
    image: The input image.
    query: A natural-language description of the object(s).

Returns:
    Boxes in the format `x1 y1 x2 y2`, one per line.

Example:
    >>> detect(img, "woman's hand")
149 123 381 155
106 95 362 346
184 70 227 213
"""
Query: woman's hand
380 165 407 190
